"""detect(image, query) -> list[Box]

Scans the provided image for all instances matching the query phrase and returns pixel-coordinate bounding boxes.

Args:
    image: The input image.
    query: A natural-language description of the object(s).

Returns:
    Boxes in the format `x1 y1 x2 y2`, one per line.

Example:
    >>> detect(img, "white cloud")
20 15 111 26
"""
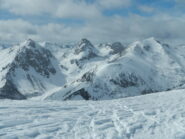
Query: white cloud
97 0 131 9
0 0 185 44
1 14 185 44
0 0 131 19
0 19 38 41
138 5 154 13
0 0 56 15
0 0 102 19
55 1 101 19
0 0 100 18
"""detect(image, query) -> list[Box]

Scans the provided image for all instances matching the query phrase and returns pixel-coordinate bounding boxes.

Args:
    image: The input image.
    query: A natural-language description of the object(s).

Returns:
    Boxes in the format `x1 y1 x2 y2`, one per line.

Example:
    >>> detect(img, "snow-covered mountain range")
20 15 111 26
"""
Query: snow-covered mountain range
1 37 185 100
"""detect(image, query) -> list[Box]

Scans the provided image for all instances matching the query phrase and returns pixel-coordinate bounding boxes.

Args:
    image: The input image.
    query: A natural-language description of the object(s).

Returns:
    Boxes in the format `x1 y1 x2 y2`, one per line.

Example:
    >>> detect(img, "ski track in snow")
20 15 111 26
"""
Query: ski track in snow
1 89 185 139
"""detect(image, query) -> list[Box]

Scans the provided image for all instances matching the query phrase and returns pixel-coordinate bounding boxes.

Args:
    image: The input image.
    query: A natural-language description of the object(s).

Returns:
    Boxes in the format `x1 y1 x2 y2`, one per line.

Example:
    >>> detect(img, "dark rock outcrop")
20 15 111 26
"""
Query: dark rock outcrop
110 42 125 55
0 79 26 100
64 88 91 100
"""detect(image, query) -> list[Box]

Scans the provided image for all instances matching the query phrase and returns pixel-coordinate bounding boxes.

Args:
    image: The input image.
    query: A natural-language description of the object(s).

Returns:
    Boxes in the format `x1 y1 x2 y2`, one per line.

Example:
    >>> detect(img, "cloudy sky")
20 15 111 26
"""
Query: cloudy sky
0 0 185 43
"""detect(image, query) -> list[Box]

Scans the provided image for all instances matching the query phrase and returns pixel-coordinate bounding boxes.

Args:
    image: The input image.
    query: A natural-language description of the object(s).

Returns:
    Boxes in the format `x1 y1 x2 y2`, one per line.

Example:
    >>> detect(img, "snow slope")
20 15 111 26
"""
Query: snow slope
1 89 185 139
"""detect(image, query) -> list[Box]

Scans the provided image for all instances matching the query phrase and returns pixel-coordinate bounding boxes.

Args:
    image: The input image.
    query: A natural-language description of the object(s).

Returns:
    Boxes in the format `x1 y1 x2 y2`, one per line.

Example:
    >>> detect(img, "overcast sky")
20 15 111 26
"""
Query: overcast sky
0 0 185 43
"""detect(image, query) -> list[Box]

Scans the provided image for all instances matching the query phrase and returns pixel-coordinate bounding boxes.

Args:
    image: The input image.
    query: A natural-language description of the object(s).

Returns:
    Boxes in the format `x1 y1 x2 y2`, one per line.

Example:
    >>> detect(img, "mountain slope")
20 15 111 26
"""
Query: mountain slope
45 38 185 100
0 39 66 99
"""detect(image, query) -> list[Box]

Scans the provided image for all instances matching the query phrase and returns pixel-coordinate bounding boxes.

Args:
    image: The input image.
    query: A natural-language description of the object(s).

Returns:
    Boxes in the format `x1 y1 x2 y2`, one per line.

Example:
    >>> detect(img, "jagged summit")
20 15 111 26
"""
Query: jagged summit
18 39 38 50
73 38 99 62
78 38 93 47
75 38 96 55
25 39 36 47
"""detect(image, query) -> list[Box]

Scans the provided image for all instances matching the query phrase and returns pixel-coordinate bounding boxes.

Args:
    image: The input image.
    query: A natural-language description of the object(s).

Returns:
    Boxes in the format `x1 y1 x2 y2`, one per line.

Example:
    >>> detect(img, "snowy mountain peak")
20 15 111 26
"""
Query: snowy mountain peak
79 38 93 47
0 40 66 99
25 39 36 47
19 39 38 50
74 38 98 59
143 37 162 45
14 44 56 77
127 37 165 56
75 38 95 54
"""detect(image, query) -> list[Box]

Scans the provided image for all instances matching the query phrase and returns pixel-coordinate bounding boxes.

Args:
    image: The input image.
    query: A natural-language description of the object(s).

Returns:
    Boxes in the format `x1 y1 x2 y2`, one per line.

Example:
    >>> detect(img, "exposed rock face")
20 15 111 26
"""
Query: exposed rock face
13 39 56 78
75 39 94 54
81 71 95 82
0 79 26 100
0 39 66 100
64 88 91 100
110 73 145 88
110 42 126 54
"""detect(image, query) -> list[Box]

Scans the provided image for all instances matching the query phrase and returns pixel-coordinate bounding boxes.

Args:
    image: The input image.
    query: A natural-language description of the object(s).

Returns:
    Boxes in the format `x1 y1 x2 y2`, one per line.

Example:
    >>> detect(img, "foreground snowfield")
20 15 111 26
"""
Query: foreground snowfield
1 89 185 139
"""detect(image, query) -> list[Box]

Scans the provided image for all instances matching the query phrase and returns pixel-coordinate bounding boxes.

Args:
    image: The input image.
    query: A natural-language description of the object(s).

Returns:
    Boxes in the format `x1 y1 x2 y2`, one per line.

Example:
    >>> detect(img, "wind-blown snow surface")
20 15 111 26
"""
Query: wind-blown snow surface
1 89 185 139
